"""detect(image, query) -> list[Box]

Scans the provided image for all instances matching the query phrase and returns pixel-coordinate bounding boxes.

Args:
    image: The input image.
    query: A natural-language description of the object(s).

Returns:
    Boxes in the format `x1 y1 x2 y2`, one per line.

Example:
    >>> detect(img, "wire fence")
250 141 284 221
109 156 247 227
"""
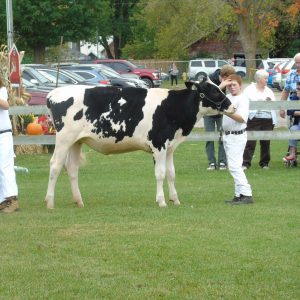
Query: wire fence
9 100 300 145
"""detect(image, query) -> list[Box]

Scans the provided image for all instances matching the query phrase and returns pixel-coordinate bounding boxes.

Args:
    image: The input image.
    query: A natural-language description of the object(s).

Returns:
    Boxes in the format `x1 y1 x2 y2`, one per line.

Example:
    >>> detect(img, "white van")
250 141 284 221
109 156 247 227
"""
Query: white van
187 59 246 81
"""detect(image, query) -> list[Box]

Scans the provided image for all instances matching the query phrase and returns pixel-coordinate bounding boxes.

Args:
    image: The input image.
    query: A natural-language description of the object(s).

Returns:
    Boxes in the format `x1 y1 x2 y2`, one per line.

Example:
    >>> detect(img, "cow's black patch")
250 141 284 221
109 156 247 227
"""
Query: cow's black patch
148 89 200 151
47 96 74 132
196 80 232 110
74 109 83 121
83 87 147 142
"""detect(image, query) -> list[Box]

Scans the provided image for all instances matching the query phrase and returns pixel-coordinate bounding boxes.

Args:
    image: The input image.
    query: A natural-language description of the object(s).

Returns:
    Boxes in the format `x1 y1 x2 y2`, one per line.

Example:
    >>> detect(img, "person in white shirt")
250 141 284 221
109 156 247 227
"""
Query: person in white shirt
0 77 19 213
242 69 277 169
222 74 253 205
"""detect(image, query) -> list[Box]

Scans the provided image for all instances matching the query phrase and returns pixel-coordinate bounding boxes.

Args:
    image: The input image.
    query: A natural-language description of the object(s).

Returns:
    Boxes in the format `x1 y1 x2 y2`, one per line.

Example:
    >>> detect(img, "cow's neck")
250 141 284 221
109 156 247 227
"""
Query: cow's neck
198 102 220 120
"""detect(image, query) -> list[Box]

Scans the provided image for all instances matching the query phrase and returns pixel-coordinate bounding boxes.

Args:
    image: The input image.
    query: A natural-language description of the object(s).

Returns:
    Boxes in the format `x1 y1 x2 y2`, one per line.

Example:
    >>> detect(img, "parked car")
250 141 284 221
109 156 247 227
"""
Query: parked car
21 78 49 105
93 59 162 88
27 89 48 106
21 65 65 88
280 59 296 91
272 61 291 91
187 59 247 81
87 64 149 89
30 66 105 86
21 77 53 92
258 59 289 88
160 72 170 81
61 65 146 89
58 65 112 86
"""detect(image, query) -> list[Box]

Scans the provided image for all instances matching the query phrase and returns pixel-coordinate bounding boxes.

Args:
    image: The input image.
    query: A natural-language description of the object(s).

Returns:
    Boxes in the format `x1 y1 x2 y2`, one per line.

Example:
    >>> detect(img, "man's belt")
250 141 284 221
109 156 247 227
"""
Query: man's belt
0 129 12 134
224 129 245 135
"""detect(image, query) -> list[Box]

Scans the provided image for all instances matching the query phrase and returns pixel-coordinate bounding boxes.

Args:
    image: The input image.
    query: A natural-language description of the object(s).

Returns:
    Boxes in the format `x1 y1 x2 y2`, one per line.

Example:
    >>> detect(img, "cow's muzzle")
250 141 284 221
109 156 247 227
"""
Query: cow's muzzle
223 104 236 115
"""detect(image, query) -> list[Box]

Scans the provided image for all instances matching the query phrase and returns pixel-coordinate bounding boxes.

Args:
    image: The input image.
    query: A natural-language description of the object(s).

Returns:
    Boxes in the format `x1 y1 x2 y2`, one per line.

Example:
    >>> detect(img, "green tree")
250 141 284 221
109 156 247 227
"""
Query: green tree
223 0 300 77
124 0 235 59
12 0 102 62
94 0 141 58
270 0 300 57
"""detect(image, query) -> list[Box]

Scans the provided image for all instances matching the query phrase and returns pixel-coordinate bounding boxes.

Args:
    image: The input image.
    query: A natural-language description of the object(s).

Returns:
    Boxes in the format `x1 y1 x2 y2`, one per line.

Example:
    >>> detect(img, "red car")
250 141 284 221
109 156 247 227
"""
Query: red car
93 59 162 88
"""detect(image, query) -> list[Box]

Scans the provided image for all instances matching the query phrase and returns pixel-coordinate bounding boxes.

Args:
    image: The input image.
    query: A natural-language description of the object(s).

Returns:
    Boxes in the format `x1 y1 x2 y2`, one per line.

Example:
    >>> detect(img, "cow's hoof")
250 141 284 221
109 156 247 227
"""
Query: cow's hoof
77 202 84 208
170 199 180 205
45 197 54 209
159 202 167 208
46 204 54 209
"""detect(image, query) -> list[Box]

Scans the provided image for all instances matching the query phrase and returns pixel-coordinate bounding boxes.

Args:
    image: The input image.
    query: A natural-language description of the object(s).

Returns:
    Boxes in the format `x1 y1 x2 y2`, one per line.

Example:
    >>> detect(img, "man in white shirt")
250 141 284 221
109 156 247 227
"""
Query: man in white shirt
222 74 253 205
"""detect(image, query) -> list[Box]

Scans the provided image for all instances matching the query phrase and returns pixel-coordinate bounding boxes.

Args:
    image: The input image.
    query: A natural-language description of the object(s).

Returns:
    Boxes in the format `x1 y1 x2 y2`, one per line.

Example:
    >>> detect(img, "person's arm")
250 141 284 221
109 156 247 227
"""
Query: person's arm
0 98 9 110
279 89 289 118
224 112 245 123
219 78 232 91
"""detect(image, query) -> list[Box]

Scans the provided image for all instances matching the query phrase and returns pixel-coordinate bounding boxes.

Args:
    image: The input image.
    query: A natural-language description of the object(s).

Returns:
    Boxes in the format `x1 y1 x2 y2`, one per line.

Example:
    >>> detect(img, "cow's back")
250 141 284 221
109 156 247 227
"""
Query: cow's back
47 86 153 153
47 85 200 154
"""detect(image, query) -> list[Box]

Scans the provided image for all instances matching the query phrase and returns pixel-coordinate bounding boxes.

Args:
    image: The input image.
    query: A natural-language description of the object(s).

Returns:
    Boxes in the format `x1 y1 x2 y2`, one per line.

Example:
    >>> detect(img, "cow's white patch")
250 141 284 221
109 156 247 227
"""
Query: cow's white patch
118 99 126 106
111 120 126 132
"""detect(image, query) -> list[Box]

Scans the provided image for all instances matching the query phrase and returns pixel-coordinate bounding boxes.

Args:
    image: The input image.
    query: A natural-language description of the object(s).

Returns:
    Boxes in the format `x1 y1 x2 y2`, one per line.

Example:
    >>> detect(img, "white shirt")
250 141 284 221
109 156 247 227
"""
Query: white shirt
222 92 249 131
0 87 12 131
243 82 277 125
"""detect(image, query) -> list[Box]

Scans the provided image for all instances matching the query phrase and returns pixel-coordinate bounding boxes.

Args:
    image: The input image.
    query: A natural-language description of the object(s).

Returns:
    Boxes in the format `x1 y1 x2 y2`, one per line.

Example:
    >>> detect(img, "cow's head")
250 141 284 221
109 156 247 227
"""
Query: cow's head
185 79 236 115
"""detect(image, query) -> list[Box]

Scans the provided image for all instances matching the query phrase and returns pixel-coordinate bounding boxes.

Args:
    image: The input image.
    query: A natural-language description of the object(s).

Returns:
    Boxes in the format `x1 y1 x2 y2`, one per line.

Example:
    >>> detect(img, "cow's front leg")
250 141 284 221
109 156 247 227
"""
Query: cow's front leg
153 150 167 208
166 150 180 205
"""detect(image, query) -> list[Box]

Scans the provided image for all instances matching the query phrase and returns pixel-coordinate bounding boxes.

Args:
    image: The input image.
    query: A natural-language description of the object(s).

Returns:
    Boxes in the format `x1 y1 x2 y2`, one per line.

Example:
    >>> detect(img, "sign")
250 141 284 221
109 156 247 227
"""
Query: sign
9 44 21 84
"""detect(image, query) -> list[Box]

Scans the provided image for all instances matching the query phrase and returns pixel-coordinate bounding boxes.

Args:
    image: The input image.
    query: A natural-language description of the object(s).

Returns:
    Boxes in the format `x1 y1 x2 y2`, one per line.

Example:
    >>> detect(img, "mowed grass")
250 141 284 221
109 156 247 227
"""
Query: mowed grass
1 140 299 299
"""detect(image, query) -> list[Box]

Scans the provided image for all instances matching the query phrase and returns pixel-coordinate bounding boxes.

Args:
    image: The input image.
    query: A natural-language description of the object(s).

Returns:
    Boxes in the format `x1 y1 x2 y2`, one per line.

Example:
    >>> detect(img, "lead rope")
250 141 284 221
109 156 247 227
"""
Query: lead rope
199 92 227 112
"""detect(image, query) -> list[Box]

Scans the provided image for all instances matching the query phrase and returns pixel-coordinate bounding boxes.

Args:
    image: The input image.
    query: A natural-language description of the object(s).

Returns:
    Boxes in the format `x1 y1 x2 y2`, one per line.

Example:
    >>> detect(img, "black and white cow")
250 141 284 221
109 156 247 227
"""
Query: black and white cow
45 80 235 209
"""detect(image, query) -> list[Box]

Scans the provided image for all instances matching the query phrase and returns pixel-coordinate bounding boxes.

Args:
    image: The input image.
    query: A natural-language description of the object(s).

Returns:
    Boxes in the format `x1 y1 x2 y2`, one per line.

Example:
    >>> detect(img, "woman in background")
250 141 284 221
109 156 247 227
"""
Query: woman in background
169 62 179 87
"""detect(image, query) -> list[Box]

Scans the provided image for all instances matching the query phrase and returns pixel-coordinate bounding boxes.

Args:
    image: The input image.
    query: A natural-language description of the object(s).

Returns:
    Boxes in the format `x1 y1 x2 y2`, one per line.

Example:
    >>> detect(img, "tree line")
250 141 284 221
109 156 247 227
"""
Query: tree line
0 0 299 67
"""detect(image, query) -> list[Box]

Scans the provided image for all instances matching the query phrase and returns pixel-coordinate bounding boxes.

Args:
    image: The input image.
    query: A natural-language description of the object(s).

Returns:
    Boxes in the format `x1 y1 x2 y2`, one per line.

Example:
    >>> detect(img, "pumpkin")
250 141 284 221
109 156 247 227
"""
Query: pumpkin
26 122 44 135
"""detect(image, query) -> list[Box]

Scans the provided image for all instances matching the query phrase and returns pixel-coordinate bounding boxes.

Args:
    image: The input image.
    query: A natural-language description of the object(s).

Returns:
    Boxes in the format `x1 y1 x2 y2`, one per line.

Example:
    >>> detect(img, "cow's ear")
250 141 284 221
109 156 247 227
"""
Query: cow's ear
185 81 194 89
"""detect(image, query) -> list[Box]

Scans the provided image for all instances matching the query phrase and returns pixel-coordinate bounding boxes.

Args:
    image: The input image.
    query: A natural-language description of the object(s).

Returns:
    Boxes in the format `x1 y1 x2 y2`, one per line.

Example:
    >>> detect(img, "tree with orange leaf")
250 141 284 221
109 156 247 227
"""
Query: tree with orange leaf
225 0 280 78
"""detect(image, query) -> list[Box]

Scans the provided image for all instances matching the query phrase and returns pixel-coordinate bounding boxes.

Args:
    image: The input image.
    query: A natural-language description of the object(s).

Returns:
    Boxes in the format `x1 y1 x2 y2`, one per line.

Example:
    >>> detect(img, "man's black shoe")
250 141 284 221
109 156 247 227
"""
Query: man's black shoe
231 195 254 205
225 196 240 204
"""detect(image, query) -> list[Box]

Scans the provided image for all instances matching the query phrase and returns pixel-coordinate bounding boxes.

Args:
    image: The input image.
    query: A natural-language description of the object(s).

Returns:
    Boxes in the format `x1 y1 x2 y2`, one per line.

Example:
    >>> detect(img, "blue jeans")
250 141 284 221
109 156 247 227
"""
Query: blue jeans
203 115 226 165
288 123 300 148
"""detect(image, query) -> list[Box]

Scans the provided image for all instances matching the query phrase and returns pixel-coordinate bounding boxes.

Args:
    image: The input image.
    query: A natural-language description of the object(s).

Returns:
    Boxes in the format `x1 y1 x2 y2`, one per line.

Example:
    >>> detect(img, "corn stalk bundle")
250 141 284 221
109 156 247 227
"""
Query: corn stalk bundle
0 44 31 135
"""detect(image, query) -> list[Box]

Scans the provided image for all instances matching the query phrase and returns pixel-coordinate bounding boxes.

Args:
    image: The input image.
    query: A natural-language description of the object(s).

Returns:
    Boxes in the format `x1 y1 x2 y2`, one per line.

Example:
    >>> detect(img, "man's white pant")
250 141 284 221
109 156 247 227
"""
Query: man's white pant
0 132 18 203
223 132 252 197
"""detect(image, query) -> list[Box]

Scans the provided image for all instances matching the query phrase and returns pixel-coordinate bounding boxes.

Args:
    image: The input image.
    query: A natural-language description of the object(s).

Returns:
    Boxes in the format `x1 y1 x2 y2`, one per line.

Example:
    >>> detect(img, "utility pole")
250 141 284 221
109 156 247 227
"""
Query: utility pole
6 0 14 50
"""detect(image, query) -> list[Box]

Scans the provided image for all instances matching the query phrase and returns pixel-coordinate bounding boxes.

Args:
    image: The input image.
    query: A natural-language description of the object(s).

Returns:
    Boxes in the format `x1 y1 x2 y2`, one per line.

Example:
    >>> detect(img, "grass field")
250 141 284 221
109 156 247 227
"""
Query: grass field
1 140 299 299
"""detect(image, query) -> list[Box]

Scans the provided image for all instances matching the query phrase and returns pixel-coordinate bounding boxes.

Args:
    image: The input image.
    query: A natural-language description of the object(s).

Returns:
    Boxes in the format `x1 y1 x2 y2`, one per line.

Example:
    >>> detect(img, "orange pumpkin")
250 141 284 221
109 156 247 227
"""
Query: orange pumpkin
26 122 44 135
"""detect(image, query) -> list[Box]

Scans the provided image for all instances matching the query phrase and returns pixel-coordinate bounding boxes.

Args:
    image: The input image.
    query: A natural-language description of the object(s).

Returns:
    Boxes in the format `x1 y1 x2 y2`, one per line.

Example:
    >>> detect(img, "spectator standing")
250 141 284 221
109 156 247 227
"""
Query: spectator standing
280 53 300 118
283 81 300 162
0 77 19 213
222 74 253 205
242 69 277 170
169 62 179 87
204 64 235 170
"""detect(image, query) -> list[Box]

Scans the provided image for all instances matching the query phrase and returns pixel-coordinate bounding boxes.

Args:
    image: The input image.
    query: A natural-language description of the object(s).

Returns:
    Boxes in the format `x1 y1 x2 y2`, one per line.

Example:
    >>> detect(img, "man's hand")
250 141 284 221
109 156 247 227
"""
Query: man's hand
280 109 286 118
219 78 232 90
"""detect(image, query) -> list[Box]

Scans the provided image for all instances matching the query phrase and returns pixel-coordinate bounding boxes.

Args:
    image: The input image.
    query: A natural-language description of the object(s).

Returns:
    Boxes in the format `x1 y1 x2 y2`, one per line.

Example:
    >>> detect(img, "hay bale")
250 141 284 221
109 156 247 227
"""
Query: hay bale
15 144 49 154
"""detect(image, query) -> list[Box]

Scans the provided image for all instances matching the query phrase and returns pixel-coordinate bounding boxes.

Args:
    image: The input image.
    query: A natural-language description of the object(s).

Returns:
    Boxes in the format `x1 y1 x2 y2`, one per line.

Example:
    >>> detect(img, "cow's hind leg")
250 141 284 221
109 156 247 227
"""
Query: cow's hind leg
45 144 70 209
153 150 167 208
166 150 180 205
65 142 84 208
